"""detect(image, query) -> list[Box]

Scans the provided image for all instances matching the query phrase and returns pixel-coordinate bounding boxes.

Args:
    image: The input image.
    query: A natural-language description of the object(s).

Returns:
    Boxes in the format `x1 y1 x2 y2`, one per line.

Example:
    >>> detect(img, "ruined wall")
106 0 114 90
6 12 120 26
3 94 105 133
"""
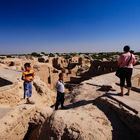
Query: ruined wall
52 58 62 70
36 57 118 89
0 83 20 105
35 64 59 89
85 60 117 76
0 105 53 140
79 60 117 79
99 97 140 139
0 76 55 140
68 60 118 84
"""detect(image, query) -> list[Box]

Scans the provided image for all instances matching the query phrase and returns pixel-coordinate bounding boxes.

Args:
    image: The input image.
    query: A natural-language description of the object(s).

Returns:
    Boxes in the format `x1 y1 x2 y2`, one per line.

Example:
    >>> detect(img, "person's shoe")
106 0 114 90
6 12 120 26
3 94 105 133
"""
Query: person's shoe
61 106 67 110
26 99 35 104
29 100 35 104
125 92 130 96
117 93 123 96
55 106 58 110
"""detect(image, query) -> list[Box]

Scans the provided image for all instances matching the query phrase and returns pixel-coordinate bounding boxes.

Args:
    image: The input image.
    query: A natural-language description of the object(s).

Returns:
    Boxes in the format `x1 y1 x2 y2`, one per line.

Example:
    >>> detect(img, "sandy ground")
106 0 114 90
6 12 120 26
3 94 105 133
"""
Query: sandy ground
0 106 13 119
0 64 140 140
82 65 140 115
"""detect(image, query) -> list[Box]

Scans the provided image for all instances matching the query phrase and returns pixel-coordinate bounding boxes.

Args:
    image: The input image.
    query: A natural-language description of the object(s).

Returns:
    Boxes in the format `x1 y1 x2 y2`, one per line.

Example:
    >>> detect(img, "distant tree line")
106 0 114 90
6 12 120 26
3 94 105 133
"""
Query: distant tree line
91 52 120 60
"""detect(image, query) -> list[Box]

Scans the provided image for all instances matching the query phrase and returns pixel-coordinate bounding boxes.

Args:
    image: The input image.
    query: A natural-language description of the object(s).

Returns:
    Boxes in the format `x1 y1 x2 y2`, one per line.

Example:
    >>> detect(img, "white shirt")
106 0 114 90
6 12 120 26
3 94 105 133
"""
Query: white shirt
56 80 65 93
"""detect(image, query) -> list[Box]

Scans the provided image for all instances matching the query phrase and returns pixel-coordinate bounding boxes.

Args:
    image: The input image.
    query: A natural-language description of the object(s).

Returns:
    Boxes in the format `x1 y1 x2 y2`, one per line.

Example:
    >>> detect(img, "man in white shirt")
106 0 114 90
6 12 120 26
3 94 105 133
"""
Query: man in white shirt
55 73 65 110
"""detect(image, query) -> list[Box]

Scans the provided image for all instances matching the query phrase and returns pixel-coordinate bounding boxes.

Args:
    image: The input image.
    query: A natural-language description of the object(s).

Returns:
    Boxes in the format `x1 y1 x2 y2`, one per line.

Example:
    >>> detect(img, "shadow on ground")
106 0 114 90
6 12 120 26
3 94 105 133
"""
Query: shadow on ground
93 96 138 140
62 93 138 140
86 82 116 92
0 77 13 87
116 82 140 94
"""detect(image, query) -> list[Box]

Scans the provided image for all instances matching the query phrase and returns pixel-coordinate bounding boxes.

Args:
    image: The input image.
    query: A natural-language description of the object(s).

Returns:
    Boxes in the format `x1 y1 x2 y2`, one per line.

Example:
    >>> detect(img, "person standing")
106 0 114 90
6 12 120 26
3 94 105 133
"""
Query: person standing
117 45 136 96
22 63 35 104
55 73 65 110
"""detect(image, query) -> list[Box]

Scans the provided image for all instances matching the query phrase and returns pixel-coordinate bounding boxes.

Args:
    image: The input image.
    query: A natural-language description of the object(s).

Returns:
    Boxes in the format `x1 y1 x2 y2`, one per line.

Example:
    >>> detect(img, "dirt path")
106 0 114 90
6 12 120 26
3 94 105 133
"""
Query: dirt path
0 106 12 119
62 65 140 140
0 65 140 140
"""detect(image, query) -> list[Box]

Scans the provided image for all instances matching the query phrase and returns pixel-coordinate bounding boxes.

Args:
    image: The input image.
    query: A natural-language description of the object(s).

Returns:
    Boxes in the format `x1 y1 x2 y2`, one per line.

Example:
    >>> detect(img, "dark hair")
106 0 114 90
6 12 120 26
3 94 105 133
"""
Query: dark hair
59 73 63 78
24 63 31 68
123 45 130 52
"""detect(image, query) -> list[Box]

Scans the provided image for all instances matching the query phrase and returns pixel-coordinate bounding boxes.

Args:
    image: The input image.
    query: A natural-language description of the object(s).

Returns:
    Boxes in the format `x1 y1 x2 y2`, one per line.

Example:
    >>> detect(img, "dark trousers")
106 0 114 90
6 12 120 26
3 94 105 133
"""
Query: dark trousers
55 91 65 110
120 68 133 87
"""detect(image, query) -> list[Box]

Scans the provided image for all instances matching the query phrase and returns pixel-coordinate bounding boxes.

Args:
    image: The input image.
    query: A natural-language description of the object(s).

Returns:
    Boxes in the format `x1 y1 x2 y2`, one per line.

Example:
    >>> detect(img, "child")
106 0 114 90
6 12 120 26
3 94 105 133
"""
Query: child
55 73 66 110
22 63 35 104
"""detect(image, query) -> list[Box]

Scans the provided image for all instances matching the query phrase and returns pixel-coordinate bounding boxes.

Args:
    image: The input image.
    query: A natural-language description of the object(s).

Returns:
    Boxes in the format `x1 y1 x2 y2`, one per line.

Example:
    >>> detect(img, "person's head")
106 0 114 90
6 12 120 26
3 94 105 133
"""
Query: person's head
123 45 130 52
59 73 63 80
24 63 31 71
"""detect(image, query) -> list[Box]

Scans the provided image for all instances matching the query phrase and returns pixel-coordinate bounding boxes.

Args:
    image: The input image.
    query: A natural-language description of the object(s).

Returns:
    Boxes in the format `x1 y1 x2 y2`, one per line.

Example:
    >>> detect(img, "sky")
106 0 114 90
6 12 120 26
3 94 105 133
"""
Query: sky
0 0 140 54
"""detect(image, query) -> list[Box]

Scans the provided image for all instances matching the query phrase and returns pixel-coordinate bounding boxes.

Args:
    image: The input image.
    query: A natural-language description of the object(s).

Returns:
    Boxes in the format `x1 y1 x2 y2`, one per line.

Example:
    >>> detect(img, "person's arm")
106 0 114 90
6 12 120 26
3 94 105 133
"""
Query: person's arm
56 81 59 90
117 55 123 67
132 54 137 65
32 70 35 80
28 69 35 82
22 72 25 81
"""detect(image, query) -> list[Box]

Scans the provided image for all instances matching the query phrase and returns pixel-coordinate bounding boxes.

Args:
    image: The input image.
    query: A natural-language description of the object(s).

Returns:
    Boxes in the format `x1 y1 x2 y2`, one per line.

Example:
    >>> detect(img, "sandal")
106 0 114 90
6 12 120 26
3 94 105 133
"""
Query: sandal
117 93 123 96
125 92 130 96
26 99 35 104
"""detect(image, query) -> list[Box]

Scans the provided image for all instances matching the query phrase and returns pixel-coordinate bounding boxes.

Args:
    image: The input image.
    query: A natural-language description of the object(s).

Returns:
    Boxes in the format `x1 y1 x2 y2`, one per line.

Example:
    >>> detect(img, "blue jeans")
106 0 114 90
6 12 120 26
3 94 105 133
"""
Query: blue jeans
24 82 32 98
